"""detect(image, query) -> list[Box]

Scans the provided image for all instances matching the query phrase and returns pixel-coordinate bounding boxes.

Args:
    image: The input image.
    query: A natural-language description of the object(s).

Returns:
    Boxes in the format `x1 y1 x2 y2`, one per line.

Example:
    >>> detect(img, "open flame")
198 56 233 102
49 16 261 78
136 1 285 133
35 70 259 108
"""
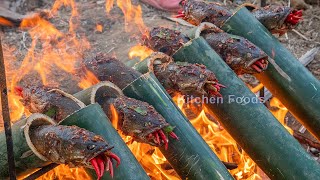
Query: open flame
129 45 153 60
106 0 147 33
173 95 261 179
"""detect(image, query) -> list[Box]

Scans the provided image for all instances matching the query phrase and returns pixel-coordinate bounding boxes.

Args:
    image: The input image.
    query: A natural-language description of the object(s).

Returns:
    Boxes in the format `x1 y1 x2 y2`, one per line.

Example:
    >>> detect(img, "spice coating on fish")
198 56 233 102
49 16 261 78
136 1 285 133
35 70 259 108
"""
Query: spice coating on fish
178 0 302 35
142 27 189 56
144 27 268 74
29 124 120 179
82 53 142 89
103 96 178 147
203 31 269 74
15 86 81 123
251 5 303 35
82 53 179 149
180 0 232 27
29 125 109 166
153 59 225 97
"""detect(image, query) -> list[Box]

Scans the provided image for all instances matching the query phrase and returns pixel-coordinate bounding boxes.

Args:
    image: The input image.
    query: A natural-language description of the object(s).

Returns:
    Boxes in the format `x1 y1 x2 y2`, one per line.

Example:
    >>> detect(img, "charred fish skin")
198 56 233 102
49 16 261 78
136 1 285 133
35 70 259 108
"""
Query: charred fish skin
145 27 268 74
29 125 110 167
83 53 142 89
251 5 300 35
153 60 224 97
180 1 302 35
143 27 189 56
102 96 170 146
83 54 179 148
203 32 269 74
181 0 232 27
18 86 81 123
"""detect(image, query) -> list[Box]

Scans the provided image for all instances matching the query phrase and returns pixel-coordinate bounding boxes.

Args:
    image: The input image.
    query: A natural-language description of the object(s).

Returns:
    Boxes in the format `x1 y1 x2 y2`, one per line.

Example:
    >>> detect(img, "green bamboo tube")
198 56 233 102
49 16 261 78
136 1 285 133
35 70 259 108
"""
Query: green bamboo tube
122 73 233 180
0 114 55 178
59 104 149 180
221 7 320 141
73 82 123 105
171 37 320 179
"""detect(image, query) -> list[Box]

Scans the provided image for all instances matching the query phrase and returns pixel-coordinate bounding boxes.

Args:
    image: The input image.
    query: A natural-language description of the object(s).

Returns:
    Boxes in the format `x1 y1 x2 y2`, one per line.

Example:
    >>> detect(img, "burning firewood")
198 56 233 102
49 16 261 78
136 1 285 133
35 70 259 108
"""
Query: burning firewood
178 0 303 35
14 85 85 123
143 27 268 75
29 124 120 179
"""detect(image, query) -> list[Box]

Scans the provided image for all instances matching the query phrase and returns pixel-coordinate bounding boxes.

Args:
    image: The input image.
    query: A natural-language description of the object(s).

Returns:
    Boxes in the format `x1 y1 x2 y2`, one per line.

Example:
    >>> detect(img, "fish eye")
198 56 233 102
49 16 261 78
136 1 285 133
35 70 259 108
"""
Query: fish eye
87 144 96 150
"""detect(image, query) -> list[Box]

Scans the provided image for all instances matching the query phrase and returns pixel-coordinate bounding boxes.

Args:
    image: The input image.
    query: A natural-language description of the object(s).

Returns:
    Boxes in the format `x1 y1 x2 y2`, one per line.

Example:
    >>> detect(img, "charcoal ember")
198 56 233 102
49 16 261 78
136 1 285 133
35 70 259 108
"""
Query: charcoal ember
102 95 171 146
82 53 142 89
181 0 232 27
202 31 269 74
17 86 82 123
142 27 189 56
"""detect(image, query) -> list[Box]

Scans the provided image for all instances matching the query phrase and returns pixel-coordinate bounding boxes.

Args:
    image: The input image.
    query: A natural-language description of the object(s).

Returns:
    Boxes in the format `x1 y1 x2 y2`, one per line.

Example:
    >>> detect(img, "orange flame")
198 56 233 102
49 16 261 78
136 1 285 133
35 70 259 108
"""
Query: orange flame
106 0 147 33
129 45 154 60
78 70 100 89
5 0 90 122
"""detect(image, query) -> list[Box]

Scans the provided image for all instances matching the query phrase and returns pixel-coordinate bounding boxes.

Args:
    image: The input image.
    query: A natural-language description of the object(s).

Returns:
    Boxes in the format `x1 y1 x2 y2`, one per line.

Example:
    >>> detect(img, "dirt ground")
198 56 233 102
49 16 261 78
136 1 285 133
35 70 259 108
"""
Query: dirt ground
0 0 319 178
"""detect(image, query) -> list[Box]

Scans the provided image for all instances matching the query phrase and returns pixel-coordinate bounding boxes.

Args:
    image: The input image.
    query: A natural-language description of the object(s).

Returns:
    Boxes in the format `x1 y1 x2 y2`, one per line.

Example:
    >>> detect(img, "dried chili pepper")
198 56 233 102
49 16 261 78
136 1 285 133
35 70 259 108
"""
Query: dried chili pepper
29 124 120 179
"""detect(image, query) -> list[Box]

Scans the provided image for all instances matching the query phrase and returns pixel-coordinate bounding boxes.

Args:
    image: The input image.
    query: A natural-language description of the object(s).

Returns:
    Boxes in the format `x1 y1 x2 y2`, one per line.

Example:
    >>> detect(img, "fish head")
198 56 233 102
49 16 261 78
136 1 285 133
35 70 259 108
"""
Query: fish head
63 127 112 167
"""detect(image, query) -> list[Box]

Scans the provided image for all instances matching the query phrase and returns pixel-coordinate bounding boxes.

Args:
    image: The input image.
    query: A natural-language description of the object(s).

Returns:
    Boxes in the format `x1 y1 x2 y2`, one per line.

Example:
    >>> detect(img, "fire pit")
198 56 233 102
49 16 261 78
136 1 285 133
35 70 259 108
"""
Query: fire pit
0 0 320 179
